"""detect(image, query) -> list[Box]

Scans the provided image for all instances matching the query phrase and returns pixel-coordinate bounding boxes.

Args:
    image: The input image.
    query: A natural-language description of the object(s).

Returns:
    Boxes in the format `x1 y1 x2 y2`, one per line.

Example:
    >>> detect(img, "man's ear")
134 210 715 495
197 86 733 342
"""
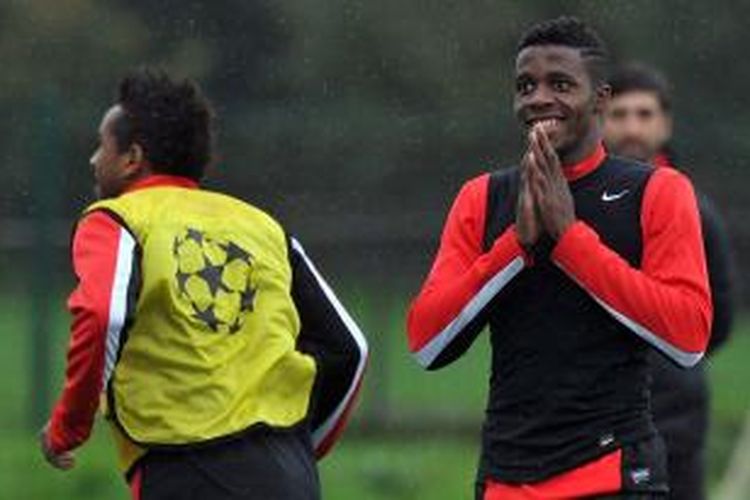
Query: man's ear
127 143 144 165
594 83 612 114
123 143 147 178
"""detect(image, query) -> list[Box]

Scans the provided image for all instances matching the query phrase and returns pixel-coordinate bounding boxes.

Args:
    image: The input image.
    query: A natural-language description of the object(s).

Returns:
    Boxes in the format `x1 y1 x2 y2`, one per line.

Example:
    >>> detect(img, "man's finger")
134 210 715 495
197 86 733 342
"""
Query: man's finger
520 148 533 176
39 426 76 471
528 158 547 203
536 126 559 170
58 453 76 470
518 151 531 200
529 128 553 179
50 451 76 470
536 127 566 185
528 148 547 187
519 162 529 199
530 173 547 220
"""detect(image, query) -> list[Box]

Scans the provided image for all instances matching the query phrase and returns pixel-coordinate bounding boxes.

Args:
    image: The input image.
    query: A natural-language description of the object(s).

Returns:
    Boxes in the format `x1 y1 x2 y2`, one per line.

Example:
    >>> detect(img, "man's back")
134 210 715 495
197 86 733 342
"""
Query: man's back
43 69 369 500
90 182 317 447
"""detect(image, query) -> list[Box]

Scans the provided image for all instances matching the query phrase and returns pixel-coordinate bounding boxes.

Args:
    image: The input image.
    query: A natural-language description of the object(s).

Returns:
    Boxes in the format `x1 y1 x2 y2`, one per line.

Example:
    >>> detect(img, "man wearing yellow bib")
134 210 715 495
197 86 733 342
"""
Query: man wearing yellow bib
40 69 368 500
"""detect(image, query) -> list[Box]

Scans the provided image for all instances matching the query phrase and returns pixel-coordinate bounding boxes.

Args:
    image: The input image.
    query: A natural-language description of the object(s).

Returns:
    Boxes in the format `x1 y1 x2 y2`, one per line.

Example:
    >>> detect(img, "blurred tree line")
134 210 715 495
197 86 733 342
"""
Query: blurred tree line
1 0 748 301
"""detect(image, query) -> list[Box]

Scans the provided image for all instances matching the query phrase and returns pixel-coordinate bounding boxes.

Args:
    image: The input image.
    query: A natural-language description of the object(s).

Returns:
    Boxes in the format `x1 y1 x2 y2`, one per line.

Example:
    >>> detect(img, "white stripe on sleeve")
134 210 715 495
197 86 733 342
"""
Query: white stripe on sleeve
102 228 137 386
553 260 704 368
414 256 525 368
291 238 368 449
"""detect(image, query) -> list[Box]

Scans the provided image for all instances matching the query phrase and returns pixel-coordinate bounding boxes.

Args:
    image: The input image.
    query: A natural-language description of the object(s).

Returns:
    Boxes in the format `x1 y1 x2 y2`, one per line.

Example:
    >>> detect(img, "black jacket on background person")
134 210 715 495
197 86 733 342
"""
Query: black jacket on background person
651 153 736 500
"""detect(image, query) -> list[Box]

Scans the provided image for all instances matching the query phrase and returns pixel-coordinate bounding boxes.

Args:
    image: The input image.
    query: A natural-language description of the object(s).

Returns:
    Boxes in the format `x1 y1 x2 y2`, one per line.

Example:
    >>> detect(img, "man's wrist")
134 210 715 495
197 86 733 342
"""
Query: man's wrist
509 225 536 265
551 220 594 264
552 217 576 241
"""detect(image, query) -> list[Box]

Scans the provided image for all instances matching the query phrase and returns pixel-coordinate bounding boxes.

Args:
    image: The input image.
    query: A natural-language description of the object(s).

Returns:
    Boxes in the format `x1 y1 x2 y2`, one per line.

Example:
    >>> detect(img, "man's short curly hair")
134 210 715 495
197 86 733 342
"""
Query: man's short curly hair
113 69 214 181
517 16 609 85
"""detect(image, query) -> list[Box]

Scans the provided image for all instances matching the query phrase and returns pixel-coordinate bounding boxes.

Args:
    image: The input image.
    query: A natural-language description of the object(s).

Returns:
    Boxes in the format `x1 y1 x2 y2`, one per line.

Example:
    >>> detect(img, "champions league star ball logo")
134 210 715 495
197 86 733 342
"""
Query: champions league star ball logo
172 228 256 334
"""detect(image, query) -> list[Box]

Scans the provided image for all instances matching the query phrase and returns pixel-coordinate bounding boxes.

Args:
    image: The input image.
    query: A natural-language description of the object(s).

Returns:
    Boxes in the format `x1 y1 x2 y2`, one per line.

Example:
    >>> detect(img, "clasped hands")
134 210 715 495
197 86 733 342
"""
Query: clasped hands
516 125 576 250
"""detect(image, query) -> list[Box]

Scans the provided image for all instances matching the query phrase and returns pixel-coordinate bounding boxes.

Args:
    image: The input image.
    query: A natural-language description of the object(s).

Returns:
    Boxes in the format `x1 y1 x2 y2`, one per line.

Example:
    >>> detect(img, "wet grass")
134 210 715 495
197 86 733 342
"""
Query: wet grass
1 290 747 499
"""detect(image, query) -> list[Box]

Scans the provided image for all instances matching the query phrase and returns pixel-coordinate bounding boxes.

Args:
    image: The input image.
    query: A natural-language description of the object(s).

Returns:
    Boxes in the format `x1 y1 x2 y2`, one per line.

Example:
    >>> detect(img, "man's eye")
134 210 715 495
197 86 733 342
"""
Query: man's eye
553 80 572 92
516 80 535 95
638 109 655 119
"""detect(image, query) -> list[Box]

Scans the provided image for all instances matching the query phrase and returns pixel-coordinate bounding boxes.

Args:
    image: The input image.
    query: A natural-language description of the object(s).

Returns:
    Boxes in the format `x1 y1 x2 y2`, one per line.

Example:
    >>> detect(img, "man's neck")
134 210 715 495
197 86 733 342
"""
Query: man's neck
560 127 602 167
123 173 199 194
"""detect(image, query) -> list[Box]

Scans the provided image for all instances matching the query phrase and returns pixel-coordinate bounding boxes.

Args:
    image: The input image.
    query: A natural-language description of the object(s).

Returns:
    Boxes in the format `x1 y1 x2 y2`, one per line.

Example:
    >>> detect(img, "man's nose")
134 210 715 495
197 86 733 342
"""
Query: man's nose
526 85 555 110
622 116 644 136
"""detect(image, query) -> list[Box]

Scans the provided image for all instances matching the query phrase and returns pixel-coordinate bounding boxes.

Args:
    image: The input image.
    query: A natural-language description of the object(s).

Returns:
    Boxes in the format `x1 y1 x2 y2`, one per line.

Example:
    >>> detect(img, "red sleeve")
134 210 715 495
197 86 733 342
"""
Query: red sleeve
406 174 531 369
47 211 127 453
551 167 712 367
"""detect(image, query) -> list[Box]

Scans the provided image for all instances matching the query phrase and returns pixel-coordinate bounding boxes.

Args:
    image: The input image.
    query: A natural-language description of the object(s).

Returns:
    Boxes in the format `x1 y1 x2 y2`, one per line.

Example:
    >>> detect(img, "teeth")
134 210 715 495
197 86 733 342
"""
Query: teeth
532 119 560 132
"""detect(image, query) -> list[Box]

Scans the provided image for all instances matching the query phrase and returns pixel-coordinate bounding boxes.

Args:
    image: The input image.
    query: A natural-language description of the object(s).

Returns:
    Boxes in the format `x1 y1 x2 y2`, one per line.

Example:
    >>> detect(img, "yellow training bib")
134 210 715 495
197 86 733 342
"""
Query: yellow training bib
85 186 316 472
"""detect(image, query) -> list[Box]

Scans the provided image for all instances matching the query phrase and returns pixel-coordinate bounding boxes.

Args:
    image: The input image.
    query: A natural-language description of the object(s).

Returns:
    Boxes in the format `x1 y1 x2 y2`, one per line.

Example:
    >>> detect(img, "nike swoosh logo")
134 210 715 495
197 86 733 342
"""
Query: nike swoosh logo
601 189 630 202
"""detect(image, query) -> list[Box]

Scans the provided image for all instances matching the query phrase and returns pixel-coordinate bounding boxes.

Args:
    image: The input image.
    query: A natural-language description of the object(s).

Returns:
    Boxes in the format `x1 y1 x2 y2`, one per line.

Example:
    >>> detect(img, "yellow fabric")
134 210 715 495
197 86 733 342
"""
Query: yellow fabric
109 423 146 474
87 186 316 473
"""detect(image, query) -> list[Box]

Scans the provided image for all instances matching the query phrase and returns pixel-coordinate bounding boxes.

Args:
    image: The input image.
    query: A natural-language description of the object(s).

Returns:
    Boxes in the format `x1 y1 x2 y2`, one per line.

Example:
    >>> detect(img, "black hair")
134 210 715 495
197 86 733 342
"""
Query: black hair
517 16 609 85
608 63 672 112
113 68 214 181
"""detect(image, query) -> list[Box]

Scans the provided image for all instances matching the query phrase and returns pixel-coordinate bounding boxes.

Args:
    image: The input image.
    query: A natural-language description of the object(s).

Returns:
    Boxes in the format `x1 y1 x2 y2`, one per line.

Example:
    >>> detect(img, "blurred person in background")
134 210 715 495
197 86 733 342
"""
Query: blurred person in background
39 69 368 500
407 17 712 499
604 63 735 500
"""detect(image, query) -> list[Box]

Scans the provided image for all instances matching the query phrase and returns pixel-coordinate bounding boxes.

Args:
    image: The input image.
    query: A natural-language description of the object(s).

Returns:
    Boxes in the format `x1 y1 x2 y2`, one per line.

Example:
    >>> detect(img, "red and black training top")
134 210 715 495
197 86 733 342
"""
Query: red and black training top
407 143 711 494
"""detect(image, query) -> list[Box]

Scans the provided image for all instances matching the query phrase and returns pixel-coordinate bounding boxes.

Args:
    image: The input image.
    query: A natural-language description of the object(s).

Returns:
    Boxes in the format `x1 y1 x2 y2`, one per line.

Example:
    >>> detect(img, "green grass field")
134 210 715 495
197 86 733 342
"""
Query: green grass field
2 288 748 499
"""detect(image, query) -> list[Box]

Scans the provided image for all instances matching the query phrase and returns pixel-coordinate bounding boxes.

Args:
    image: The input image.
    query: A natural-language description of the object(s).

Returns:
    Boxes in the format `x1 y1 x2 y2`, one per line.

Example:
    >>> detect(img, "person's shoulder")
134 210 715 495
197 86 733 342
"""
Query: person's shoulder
452 169 508 208
649 164 694 188
461 171 492 191
204 189 287 234
487 165 520 183
206 189 279 216
446 172 487 205
643 166 699 212
80 195 136 232
461 166 519 197
75 208 123 233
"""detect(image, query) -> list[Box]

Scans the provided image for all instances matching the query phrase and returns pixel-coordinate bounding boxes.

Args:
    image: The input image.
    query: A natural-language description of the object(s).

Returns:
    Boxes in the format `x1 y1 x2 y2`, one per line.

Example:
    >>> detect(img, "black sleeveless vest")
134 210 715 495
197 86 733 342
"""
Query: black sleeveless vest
479 156 657 483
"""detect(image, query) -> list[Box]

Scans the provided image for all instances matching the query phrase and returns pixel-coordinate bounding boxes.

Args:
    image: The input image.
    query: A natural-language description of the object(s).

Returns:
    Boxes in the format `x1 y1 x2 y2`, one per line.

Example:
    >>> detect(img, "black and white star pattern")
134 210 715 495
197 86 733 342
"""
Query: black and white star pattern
192 303 221 332
196 255 230 296
173 228 257 334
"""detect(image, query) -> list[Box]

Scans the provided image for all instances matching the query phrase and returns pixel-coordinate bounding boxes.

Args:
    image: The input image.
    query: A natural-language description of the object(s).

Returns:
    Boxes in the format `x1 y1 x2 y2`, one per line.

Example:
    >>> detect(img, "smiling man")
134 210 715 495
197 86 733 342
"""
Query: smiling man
407 17 711 499
40 69 368 500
